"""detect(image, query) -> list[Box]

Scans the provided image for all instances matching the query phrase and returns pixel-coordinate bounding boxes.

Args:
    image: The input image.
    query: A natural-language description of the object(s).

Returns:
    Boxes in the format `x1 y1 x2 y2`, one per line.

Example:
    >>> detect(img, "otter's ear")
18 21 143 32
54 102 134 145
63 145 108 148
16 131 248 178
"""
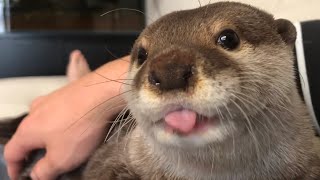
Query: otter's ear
275 19 297 46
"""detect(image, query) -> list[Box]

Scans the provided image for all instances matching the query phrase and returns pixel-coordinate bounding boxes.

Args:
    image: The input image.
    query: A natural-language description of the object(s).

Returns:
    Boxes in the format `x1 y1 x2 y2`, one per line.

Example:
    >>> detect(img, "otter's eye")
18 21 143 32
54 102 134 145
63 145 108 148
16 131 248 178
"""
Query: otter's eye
217 29 240 50
137 47 148 65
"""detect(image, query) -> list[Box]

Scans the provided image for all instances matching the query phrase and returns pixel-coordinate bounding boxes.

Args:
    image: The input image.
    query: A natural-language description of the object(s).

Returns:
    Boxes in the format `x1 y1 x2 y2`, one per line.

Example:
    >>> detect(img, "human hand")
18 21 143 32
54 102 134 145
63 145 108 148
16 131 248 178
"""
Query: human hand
4 57 130 180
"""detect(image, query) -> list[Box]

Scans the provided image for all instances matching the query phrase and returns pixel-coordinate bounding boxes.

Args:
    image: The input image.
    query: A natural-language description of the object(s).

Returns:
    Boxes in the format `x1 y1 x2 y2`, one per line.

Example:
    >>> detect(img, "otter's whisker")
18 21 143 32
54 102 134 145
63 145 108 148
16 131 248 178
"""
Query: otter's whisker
229 93 274 152
240 70 294 82
230 98 261 161
65 90 133 132
80 99 128 136
116 109 132 143
231 89 290 131
84 78 133 87
100 8 155 25
123 116 136 151
105 106 130 142
116 117 135 150
221 102 236 158
239 82 291 106
209 145 215 177
239 71 294 88
229 91 277 133
104 46 130 63
106 117 134 143
240 83 289 109
215 105 225 127
93 71 132 86
239 76 293 88
101 8 145 17
115 116 134 149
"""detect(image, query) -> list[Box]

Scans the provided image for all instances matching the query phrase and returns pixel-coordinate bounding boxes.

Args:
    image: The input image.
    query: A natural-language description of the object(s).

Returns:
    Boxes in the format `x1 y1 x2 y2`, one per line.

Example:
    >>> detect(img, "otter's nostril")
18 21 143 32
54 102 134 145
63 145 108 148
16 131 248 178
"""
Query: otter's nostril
148 71 161 86
182 66 193 80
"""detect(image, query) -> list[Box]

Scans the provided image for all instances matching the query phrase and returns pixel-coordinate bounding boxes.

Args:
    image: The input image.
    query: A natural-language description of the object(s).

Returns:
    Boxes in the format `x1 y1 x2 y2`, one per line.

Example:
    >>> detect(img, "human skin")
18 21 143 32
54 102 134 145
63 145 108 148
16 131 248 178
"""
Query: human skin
4 56 130 180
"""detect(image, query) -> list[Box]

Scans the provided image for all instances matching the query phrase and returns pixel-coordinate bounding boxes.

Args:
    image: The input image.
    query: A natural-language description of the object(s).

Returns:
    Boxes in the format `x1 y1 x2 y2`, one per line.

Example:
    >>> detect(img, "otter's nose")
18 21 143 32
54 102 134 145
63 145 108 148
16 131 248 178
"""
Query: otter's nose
148 64 193 91
148 50 195 91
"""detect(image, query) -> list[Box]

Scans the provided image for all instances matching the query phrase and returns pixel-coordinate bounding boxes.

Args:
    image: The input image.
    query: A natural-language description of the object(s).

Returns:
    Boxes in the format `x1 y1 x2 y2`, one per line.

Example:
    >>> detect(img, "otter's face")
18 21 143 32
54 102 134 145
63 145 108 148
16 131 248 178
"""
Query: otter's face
125 2 296 149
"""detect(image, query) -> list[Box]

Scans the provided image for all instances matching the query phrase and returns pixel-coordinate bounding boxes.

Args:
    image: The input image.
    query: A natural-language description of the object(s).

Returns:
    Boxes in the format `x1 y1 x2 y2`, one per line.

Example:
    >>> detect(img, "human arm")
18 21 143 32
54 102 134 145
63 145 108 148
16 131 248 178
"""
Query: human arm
4 56 130 180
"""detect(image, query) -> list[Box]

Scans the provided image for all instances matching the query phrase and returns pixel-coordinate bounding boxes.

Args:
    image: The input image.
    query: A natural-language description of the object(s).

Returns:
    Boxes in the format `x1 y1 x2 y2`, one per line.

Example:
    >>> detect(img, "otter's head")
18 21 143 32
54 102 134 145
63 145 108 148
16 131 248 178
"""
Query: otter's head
125 2 296 150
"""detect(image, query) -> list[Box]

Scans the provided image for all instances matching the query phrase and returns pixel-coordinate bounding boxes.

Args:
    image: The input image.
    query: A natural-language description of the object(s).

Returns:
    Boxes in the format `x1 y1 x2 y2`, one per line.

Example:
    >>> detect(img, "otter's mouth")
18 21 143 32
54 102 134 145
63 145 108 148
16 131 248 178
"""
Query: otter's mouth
162 109 218 136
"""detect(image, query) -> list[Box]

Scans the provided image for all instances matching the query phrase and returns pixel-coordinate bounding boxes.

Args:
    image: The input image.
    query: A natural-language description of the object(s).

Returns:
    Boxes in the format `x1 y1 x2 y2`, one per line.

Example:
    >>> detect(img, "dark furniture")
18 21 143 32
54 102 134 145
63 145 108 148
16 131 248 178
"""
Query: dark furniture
0 31 139 78
301 20 320 125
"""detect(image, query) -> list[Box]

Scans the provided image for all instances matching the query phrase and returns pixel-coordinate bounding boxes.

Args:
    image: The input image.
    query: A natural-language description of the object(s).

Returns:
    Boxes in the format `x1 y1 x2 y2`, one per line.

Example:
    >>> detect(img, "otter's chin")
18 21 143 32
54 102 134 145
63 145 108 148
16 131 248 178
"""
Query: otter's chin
150 109 235 148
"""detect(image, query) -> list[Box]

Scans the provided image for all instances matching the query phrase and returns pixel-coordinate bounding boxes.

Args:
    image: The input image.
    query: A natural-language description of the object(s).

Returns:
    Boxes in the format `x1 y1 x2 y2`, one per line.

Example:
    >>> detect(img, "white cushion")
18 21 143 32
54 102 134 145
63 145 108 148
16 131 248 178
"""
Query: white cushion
0 76 67 120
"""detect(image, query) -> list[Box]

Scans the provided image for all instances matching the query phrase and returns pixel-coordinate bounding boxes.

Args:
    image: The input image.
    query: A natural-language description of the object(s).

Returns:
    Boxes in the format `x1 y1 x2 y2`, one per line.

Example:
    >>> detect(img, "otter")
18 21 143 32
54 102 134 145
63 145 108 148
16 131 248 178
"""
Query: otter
1 2 320 180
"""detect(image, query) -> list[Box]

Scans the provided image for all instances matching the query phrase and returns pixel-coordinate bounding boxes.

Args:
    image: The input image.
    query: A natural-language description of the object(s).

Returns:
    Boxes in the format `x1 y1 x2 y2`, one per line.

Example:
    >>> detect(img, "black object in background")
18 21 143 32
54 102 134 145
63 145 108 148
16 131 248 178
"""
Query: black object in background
3 0 145 32
301 20 320 127
0 32 139 78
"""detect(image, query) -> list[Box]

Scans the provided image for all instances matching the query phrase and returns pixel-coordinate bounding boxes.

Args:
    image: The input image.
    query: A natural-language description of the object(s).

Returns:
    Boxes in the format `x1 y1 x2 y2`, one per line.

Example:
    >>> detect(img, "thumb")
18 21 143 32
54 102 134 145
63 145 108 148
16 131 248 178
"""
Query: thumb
30 155 63 180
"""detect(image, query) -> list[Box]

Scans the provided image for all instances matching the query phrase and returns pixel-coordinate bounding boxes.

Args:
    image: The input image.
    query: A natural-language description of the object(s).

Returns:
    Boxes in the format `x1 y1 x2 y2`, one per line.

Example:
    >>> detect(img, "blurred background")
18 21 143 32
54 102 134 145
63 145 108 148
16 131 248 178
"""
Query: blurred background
1 0 145 32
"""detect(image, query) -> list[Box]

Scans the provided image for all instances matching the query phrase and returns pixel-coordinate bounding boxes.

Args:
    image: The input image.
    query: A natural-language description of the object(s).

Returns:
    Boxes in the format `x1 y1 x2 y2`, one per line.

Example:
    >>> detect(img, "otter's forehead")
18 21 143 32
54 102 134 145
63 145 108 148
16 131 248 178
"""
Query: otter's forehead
142 2 280 49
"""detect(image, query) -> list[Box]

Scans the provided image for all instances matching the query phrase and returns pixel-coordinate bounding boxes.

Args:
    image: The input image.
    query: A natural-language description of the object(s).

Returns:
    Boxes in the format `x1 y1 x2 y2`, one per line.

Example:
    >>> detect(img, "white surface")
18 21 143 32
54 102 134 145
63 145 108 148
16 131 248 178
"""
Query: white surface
0 76 67 119
0 1 4 33
146 0 320 25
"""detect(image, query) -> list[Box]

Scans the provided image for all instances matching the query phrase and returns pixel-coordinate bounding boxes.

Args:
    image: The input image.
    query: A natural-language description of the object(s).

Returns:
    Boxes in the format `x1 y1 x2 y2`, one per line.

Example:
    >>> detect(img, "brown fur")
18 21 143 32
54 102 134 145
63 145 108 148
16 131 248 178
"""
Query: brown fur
1 2 320 180
83 2 320 179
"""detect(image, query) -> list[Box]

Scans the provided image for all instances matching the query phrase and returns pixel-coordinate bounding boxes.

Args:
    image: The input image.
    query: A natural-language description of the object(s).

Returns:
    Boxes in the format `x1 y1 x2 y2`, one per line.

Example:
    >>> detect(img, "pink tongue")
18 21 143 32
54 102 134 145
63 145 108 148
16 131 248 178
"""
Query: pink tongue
164 110 197 134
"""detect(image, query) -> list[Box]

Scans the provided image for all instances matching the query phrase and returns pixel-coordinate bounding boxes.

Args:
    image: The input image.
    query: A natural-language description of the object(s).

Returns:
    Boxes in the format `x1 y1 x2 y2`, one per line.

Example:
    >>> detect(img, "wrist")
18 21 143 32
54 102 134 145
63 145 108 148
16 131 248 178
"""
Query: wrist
71 57 130 119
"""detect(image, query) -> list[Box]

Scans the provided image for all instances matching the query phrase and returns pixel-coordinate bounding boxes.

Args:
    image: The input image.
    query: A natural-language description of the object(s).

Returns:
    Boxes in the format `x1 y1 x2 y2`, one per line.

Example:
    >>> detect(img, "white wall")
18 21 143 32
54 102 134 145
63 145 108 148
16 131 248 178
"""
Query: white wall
146 0 320 25
0 0 4 33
